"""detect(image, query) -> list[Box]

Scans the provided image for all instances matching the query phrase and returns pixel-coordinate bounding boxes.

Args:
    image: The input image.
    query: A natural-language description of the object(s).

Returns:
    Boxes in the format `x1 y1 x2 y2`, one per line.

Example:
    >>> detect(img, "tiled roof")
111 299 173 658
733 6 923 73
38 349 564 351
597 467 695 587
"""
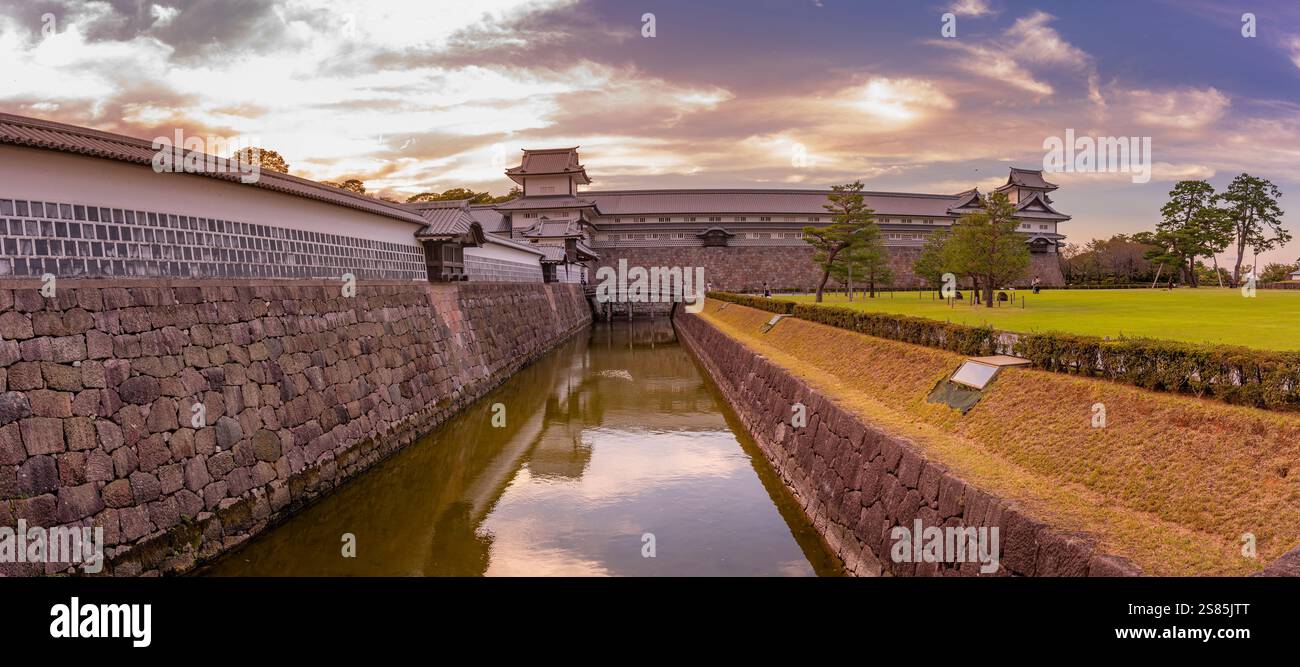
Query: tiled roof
468 205 509 233
493 195 598 211
534 245 568 262
1013 191 1070 220
1003 167 1058 191
516 150 575 173
583 189 964 217
505 148 590 184
406 199 487 243
505 147 591 186
521 218 585 239
410 201 475 236
529 240 598 262
574 240 599 260
482 232 545 256
0 112 427 226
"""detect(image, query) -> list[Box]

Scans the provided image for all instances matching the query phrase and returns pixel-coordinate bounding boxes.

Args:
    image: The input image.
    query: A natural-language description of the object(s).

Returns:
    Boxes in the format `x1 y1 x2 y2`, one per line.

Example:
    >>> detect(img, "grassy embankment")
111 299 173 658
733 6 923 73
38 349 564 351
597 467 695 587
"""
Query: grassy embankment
701 298 1300 575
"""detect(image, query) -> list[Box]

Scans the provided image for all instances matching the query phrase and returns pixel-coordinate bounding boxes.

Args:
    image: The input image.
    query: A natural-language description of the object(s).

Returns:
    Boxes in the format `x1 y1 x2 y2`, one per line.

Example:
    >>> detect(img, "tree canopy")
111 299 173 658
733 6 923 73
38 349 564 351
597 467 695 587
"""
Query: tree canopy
406 187 522 204
321 178 366 194
912 229 953 288
803 181 880 302
828 224 892 298
1152 180 1233 287
230 147 290 174
1218 173 1287 285
944 191 1030 307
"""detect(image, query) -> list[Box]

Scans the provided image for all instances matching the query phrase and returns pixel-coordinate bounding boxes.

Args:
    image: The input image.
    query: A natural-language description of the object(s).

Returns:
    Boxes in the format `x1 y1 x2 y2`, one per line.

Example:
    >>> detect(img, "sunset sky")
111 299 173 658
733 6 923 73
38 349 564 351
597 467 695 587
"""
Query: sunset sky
2 0 1299 266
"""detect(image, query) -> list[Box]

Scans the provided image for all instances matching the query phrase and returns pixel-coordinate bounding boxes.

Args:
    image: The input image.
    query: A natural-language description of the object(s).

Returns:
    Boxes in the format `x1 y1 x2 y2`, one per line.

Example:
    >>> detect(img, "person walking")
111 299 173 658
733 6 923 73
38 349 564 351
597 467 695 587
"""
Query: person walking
1031 276 1041 294
762 281 772 298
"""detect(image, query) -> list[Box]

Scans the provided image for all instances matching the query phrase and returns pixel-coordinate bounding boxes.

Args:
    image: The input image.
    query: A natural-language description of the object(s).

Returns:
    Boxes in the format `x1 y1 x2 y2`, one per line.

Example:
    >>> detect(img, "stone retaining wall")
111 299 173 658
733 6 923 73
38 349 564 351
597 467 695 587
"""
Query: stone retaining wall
596 246 1065 292
0 279 590 576
674 309 1138 576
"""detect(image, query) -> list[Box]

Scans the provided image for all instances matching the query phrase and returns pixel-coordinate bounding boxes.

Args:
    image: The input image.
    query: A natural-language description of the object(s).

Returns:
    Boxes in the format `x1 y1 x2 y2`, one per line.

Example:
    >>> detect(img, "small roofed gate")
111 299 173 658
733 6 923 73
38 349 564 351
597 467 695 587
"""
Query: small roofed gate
422 239 467 281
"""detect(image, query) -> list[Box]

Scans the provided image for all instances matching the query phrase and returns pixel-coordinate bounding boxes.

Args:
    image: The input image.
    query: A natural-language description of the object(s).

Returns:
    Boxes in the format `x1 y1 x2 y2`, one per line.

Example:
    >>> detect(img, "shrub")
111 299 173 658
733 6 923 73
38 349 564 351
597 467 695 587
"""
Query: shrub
706 291 794 315
708 291 998 355
1013 333 1300 409
790 303 1001 356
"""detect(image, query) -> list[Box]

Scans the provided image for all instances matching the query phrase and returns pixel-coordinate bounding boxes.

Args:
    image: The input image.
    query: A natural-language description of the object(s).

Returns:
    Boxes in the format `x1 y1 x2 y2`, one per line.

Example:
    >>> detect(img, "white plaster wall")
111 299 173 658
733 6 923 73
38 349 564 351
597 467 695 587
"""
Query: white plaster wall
466 238 543 266
0 145 422 247
523 174 571 196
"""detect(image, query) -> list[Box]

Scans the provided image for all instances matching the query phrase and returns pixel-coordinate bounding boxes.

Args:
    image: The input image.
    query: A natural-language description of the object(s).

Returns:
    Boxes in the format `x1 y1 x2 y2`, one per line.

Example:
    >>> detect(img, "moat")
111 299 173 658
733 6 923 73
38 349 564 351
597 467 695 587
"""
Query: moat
204 319 840 576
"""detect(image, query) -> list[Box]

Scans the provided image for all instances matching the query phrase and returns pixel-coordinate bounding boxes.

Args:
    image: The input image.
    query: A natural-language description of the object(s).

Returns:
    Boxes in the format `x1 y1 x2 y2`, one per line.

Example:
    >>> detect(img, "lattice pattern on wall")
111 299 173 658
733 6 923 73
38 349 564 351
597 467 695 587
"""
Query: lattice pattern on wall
0 198 426 281
465 255 544 283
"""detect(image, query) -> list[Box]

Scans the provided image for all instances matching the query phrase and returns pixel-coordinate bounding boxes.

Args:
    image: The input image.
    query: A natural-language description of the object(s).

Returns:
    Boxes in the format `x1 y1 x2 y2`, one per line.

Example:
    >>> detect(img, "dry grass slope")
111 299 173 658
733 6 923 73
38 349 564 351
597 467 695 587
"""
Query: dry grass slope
701 299 1300 575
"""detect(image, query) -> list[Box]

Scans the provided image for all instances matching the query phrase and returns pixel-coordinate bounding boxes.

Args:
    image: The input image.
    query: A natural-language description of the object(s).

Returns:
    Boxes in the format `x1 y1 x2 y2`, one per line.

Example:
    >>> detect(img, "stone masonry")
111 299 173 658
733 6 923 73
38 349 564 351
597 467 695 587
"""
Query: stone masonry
0 279 590 576
674 308 1137 576
596 246 1065 293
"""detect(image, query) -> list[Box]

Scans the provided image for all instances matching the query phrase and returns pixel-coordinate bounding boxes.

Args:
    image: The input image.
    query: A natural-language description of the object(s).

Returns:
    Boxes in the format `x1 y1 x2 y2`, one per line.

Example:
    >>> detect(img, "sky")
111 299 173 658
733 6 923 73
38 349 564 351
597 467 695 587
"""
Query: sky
2 0 1299 267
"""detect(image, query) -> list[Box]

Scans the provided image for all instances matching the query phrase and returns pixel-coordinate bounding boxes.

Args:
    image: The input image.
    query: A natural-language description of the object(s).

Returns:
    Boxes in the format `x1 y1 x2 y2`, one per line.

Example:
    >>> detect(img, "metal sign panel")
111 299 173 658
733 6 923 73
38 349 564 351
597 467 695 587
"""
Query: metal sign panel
950 360 999 390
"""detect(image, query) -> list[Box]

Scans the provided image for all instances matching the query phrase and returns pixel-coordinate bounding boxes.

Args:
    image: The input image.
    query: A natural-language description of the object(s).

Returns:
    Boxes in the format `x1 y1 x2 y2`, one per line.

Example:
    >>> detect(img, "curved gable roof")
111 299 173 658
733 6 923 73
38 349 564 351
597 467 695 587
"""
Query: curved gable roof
584 189 962 217
0 112 427 226
1001 167 1059 191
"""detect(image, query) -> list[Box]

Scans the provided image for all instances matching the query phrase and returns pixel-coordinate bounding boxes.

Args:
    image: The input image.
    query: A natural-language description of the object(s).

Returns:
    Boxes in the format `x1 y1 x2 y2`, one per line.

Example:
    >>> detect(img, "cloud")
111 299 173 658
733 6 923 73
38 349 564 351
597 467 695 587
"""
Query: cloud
0 2 727 196
949 0 993 18
0 0 1295 265
846 78 956 123
1124 87 1230 129
1151 162 1215 181
935 10 1095 99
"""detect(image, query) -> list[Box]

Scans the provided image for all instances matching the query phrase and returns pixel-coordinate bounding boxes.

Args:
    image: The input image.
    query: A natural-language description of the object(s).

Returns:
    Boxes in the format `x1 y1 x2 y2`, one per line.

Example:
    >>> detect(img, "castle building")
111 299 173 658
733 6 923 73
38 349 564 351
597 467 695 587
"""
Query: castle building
475 148 1069 290
0 112 1067 290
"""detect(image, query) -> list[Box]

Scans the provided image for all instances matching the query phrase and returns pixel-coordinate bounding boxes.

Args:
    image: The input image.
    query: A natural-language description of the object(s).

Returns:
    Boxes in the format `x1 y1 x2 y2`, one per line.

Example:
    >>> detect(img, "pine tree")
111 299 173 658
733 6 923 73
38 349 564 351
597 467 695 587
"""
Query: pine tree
944 192 1029 308
803 181 879 302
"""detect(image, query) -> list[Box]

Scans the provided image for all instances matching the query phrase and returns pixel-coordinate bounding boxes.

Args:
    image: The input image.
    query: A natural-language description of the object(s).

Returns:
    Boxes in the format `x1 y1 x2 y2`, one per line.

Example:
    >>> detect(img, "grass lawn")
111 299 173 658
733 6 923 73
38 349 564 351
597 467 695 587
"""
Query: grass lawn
780 288 1300 350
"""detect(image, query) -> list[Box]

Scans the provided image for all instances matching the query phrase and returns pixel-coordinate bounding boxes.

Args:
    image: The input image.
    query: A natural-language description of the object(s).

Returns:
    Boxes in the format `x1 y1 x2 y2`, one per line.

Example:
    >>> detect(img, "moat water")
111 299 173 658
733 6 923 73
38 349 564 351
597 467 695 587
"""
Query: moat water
203 319 840 576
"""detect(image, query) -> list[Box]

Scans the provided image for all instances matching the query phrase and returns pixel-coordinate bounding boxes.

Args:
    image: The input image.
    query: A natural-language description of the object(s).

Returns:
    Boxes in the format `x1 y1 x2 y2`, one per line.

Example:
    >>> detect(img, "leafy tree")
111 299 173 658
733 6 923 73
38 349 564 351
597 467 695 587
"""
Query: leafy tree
1156 180 1233 287
1058 234 1161 285
912 229 953 288
829 225 892 298
322 179 366 194
1194 262 1231 287
1218 173 1286 285
230 147 289 174
1260 262 1299 284
406 187 522 204
1135 230 1187 289
944 191 1029 308
803 181 879 302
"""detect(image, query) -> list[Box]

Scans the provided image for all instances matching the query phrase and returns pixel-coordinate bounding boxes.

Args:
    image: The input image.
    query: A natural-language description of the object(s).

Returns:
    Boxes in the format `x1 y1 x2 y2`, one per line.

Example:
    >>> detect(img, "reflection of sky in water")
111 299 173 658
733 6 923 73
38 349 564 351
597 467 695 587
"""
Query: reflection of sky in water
203 321 835 577
482 429 813 576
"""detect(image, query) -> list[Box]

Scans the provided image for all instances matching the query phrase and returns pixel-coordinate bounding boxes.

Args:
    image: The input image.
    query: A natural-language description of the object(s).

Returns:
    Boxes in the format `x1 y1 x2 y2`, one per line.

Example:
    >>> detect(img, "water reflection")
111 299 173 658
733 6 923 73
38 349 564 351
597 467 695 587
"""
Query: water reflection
204 319 840 576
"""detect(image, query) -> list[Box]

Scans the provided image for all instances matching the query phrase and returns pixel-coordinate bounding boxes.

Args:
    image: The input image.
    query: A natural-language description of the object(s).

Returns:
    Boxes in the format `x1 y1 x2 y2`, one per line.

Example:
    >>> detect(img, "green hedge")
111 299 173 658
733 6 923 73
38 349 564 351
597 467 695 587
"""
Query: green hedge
705 291 1300 410
706 291 998 356
790 303 1001 356
1014 333 1300 409
705 291 794 315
